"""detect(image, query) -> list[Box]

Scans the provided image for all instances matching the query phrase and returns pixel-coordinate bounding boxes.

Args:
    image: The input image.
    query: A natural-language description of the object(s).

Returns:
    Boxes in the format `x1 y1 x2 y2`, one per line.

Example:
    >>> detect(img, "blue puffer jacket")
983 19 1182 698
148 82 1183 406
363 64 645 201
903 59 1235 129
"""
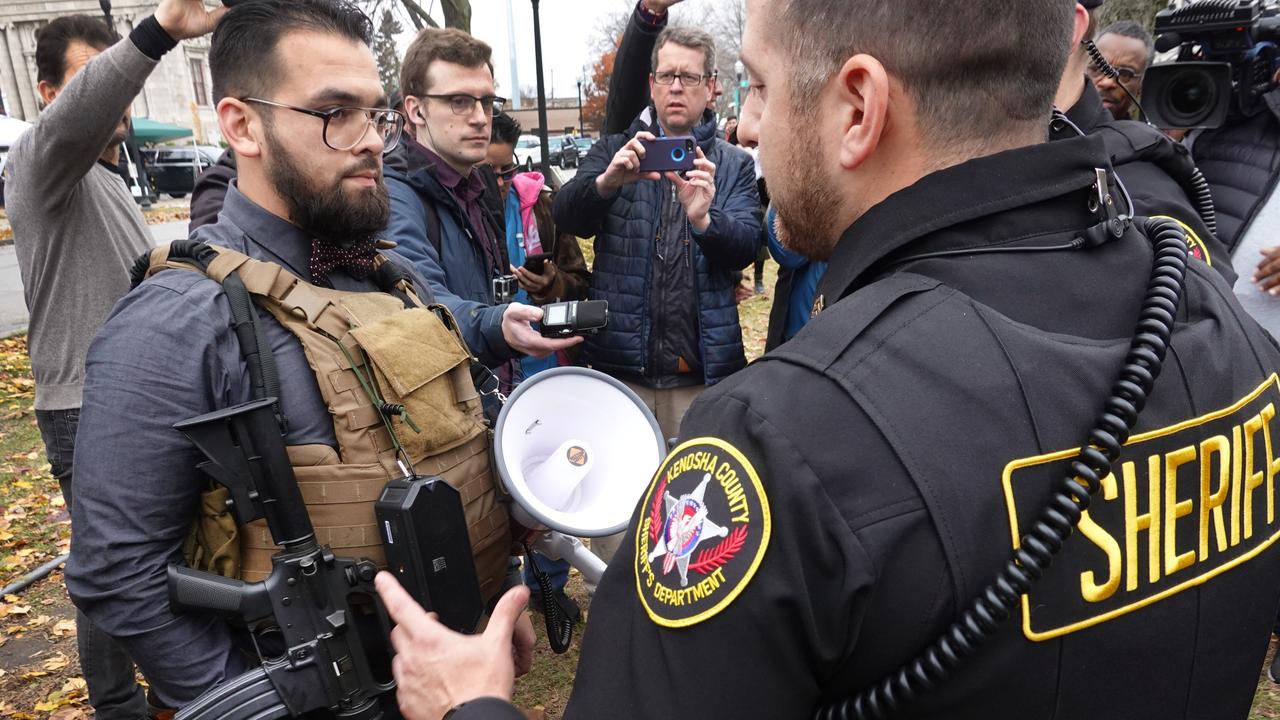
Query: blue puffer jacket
553 108 762 384
383 149 513 369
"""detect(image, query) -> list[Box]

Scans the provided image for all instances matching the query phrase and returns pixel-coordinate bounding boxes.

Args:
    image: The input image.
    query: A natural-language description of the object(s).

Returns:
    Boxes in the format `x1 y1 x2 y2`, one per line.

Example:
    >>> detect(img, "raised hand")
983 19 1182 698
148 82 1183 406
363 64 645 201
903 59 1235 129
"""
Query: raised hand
154 0 228 40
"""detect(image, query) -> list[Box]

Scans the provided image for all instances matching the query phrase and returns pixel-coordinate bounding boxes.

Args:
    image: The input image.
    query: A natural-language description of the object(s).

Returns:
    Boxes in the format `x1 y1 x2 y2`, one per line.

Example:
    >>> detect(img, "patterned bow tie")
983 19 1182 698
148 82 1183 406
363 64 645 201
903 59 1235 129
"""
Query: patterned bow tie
309 237 378 286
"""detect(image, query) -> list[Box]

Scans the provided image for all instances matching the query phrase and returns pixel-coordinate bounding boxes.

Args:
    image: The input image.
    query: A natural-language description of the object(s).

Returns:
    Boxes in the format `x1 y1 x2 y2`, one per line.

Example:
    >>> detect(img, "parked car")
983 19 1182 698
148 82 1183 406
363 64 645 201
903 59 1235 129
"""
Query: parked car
513 135 542 172
548 135 580 169
573 136 595 157
142 145 222 199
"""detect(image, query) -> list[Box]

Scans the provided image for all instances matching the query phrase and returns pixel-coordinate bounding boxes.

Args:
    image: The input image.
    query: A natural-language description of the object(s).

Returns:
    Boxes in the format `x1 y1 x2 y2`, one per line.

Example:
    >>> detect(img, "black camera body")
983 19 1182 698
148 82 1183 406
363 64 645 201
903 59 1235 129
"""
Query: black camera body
1143 0 1280 129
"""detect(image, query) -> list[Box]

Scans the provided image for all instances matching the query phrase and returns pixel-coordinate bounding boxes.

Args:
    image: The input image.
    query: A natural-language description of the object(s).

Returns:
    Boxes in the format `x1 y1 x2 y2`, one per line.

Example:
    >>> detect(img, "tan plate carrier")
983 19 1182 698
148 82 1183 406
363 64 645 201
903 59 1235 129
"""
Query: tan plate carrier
144 243 512 601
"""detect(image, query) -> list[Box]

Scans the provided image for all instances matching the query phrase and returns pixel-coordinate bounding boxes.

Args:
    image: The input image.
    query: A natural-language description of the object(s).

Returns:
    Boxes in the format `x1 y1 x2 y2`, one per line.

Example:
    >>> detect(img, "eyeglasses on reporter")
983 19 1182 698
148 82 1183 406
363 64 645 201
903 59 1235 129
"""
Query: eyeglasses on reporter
242 98 407 153
421 93 508 117
1087 65 1143 83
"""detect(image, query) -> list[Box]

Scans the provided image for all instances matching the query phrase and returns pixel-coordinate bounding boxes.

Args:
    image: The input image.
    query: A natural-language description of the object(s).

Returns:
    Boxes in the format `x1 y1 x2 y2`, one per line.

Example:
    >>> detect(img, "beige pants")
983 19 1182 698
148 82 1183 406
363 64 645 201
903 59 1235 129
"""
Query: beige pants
589 380 706 578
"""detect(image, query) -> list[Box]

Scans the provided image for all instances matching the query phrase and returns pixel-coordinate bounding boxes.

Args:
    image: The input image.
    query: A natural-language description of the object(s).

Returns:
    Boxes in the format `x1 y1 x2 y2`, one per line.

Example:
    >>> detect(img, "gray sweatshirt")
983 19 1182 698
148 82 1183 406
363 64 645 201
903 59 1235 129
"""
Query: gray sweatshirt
6 37 158 410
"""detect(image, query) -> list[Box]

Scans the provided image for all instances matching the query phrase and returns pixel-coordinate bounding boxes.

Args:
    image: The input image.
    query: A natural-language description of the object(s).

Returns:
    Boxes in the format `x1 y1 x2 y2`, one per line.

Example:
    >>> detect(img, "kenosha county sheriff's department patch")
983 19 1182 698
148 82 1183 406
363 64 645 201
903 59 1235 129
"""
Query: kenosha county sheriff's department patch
635 437 771 627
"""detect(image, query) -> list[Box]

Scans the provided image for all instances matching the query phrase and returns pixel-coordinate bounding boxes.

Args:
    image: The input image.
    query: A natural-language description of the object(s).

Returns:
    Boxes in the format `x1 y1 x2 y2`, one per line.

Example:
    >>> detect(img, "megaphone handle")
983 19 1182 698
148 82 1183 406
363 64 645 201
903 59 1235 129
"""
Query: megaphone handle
534 531 606 588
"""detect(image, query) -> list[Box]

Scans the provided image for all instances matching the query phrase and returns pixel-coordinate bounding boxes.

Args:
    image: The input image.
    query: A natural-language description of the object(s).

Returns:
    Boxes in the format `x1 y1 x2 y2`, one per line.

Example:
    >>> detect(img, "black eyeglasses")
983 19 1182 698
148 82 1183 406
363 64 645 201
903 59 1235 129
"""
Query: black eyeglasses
242 98 407 153
654 71 709 87
423 93 508 117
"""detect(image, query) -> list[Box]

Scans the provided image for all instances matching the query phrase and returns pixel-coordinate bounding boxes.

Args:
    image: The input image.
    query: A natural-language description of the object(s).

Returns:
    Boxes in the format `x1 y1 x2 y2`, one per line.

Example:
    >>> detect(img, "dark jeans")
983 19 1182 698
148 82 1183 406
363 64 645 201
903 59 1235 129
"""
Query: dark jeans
36 409 147 720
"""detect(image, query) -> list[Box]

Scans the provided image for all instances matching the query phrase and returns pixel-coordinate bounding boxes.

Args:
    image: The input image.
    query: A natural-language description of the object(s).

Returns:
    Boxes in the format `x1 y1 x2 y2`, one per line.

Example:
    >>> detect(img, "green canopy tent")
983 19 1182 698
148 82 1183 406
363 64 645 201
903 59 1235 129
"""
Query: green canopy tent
130 117 192 143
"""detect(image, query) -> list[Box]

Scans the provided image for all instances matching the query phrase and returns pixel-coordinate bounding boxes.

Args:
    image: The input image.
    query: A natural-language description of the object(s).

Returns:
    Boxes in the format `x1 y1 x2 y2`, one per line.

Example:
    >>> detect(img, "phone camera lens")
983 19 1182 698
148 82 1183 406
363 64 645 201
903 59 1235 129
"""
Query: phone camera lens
671 147 686 162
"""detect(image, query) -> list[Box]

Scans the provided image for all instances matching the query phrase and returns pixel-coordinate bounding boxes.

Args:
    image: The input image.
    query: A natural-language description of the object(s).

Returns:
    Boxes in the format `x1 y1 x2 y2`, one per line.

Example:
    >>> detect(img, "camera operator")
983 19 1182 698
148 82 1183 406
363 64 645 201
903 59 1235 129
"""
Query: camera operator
386 29 579 403
1054 0 1231 284
1089 21 1155 121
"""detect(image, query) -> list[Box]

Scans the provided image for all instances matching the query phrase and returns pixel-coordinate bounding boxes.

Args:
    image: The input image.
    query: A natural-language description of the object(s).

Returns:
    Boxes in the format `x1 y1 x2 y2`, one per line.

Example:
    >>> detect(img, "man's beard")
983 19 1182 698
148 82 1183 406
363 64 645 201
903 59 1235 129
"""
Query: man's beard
265 125 390 249
770 124 842 261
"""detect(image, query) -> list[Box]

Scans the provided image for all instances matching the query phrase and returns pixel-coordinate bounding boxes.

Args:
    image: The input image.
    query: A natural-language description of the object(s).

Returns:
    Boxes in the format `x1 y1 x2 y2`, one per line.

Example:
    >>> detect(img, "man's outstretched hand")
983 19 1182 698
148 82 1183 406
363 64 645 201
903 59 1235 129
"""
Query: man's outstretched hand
502 303 583 358
377 572 531 720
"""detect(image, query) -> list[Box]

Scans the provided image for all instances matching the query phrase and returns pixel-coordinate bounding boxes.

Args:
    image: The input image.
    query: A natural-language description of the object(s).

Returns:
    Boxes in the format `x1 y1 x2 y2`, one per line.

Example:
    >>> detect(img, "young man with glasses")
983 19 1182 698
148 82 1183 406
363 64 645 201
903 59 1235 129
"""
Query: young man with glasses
386 28 575 401
68 0 536 708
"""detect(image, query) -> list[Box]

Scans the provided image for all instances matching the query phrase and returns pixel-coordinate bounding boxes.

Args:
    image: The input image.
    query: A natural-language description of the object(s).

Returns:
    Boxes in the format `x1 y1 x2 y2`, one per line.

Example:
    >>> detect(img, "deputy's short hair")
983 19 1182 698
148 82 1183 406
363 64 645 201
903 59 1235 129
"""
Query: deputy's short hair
651 27 717 78
210 0 373 103
777 0 1075 149
401 28 494 99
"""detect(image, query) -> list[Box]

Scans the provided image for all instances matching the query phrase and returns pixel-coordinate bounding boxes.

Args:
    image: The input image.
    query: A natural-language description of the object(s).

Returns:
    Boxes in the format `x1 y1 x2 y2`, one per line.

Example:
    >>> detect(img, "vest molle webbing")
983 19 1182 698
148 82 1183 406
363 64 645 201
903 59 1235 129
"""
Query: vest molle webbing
146 243 512 602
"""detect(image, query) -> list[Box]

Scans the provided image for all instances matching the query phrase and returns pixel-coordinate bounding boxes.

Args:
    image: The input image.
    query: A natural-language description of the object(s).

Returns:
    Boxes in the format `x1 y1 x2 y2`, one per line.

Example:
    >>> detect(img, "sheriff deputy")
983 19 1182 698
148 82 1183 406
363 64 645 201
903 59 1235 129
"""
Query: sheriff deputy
375 1 1280 718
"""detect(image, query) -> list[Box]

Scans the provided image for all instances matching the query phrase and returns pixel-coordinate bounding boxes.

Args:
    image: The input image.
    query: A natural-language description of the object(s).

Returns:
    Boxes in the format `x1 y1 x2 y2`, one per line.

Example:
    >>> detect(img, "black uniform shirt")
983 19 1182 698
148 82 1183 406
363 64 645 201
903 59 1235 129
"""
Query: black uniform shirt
554 135 1280 720
1063 80 1235 284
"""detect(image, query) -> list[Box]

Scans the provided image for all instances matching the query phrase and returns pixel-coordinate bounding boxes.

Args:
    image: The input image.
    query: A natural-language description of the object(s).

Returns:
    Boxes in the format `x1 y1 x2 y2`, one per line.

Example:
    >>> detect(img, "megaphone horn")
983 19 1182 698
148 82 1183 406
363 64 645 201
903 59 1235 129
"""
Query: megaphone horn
493 367 667 585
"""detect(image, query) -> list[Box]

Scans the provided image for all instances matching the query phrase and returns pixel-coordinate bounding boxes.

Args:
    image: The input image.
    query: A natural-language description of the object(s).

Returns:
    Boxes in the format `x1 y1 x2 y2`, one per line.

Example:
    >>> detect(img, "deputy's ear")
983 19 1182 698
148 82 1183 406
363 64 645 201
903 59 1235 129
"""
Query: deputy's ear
218 98 261 159
833 54 890 171
1072 2 1090 48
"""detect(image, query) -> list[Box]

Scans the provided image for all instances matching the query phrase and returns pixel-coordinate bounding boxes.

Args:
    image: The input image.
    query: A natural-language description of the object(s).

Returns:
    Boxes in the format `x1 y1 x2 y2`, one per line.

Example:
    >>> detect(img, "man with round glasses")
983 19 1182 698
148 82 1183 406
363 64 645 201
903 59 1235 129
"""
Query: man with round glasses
68 0 540 709
385 27 575 405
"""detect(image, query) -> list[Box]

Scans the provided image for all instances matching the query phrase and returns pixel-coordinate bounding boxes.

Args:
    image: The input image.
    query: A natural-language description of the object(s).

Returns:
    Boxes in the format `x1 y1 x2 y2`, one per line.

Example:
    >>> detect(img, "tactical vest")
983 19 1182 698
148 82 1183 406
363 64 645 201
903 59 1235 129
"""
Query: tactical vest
143 244 512 600
768 265 1280 718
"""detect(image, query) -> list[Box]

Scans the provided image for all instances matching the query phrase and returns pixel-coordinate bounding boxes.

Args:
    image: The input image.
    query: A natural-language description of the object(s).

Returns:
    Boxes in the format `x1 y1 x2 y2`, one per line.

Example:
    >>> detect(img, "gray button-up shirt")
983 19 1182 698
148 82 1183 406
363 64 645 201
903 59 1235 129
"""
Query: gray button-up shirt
67 184 437 707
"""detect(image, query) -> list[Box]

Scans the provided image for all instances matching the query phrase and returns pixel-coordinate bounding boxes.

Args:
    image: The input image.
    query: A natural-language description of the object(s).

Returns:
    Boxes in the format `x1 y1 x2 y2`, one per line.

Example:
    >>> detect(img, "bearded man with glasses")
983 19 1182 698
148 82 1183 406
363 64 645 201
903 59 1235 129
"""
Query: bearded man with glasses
386 27 578 405
67 0 538 709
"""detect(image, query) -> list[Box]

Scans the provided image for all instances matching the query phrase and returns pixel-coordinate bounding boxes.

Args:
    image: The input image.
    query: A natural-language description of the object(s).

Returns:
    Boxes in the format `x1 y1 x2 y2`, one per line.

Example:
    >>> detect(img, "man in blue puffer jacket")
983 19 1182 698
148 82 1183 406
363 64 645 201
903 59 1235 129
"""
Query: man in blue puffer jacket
554 26 762 443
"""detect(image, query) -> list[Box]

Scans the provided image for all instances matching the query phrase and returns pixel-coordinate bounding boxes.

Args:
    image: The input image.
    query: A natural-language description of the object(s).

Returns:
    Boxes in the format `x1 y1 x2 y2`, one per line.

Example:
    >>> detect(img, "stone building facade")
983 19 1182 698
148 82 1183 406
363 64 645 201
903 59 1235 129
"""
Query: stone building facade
0 0 220 145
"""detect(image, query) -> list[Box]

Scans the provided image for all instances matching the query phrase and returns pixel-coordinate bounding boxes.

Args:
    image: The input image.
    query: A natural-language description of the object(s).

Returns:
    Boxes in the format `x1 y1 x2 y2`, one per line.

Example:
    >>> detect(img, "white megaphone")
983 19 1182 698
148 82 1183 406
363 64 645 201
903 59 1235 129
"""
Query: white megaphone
493 367 667 586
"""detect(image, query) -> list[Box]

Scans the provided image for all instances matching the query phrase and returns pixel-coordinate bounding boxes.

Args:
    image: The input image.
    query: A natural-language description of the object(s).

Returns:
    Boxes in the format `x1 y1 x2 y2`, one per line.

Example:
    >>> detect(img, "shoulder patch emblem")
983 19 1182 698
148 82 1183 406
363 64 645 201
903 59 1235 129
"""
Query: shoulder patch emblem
634 437 771 628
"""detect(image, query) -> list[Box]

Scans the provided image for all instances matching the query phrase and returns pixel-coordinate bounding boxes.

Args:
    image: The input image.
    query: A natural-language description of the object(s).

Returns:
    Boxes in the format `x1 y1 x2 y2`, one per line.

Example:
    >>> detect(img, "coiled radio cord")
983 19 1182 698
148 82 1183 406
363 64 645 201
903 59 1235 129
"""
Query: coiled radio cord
816 216 1189 720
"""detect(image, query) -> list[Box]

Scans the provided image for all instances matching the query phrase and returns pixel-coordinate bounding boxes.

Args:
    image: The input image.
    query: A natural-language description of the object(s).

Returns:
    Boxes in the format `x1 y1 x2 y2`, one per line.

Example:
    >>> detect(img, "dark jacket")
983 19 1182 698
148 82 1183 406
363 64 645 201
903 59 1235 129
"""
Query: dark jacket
384 144 514 369
1190 87 1280 254
1062 81 1235 283
559 135 1280 720
189 149 236 233
553 108 762 385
